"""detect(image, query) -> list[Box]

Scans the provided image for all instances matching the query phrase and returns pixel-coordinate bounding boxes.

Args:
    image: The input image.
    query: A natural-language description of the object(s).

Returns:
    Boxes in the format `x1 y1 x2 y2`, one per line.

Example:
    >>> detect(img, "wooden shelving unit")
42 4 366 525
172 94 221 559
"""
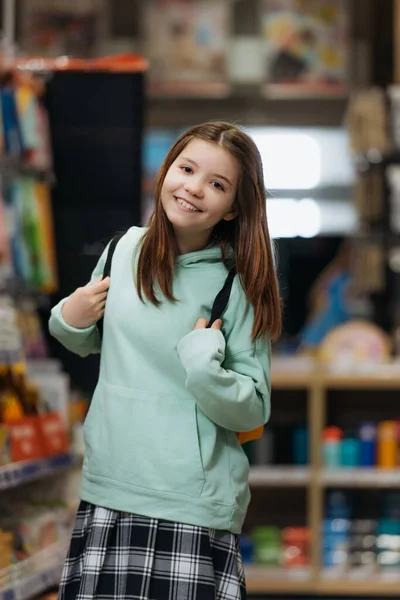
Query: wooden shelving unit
245 360 400 596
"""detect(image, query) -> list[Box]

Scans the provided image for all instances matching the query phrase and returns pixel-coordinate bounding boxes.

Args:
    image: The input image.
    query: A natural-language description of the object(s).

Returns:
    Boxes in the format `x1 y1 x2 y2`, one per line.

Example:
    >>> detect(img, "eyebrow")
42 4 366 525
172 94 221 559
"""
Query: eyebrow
180 157 233 186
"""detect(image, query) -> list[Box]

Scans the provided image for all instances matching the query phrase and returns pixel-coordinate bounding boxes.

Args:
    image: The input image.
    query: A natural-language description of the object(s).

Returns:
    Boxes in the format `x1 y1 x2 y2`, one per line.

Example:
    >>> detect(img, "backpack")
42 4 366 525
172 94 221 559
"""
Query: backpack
97 232 263 445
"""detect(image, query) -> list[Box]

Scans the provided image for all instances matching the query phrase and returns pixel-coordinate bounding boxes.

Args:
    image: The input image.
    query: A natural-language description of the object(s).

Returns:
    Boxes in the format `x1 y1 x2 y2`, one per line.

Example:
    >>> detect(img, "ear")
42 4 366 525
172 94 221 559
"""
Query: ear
223 209 237 222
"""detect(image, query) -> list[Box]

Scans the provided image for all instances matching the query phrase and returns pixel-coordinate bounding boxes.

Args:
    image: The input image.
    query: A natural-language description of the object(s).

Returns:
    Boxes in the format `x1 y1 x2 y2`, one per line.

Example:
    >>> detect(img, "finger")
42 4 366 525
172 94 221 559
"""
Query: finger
96 291 109 302
88 275 103 286
93 276 110 292
97 300 107 310
211 319 222 330
194 318 208 330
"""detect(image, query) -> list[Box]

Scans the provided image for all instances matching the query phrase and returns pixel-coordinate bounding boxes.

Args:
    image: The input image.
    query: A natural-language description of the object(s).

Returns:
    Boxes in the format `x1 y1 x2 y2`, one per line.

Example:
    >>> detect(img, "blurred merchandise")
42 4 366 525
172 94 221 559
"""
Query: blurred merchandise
3 177 57 292
0 361 71 465
242 525 310 569
0 68 57 295
318 321 391 370
239 535 254 565
293 426 309 466
143 0 230 95
299 242 353 348
340 431 360 468
377 421 398 469
28 11 99 58
282 527 310 568
388 85 400 151
346 88 389 156
323 491 400 573
246 425 309 467
359 422 377 467
0 70 52 171
0 294 48 364
0 295 24 365
322 426 343 467
261 0 349 97
0 489 77 579
321 419 400 469
351 241 386 295
252 526 283 566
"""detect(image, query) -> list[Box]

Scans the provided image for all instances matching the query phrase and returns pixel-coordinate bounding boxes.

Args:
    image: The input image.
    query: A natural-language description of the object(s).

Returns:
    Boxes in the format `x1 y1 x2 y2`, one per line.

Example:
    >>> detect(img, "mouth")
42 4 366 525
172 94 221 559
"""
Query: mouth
174 196 202 212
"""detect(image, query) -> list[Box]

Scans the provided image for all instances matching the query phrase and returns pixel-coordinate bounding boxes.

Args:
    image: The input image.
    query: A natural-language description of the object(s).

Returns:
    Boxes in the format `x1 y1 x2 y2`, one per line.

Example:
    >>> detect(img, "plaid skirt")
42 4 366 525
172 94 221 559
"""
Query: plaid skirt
58 501 247 600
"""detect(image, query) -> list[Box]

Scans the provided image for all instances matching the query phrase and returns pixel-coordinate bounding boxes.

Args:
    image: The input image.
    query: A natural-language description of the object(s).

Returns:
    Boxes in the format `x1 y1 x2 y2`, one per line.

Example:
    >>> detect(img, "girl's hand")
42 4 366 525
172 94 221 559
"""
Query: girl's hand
62 276 110 329
194 318 222 330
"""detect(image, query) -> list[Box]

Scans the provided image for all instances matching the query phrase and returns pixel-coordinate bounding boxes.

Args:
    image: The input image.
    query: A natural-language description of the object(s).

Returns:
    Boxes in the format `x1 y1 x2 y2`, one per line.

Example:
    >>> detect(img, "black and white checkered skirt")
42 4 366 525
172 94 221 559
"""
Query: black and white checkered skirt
58 501 247 600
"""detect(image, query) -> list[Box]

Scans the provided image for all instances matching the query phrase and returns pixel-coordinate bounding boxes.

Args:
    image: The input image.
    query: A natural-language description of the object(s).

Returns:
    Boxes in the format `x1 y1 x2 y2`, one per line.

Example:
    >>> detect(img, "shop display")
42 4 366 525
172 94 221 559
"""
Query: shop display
241 525 310 569
22 0 107 58
0 361 71 465
143 0 230 95
323 490 400 571
246 425 309 466
346 88 389 156
319 321 391 368
322 420 400 468
261 0 349 97
299 241 353 348
0 501 75 568
0 69 57 294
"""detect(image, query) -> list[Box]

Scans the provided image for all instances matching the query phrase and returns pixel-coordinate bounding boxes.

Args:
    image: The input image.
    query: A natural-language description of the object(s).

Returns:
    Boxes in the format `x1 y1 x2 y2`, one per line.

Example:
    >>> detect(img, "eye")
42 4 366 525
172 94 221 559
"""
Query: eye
212 181 225 191
181 166 193 174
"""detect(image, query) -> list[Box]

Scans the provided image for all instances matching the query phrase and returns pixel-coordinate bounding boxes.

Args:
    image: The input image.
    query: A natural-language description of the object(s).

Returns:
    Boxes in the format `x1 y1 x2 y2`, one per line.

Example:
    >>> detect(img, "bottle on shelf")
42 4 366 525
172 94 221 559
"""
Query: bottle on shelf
322 426 343 467
377 421 397 469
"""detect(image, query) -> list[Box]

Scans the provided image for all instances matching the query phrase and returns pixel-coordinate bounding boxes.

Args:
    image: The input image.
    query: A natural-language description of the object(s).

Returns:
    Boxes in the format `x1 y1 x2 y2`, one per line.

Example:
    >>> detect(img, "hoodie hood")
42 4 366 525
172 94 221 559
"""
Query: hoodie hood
176 245 234 269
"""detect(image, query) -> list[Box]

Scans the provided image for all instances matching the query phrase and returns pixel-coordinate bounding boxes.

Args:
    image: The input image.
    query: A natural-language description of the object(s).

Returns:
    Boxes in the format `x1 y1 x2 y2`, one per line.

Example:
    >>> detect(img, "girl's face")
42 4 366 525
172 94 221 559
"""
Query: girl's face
161 139 238 252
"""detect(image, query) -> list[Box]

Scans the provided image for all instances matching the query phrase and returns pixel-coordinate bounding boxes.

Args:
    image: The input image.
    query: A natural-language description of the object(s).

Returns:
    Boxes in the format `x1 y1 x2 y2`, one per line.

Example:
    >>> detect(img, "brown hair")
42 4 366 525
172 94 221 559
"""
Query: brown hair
136 121 282 341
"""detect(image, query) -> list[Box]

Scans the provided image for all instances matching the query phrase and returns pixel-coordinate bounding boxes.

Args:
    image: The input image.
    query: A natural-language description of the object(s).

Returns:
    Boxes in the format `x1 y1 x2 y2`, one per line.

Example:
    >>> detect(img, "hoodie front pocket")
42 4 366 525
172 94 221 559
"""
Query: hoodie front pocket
90 381 205 498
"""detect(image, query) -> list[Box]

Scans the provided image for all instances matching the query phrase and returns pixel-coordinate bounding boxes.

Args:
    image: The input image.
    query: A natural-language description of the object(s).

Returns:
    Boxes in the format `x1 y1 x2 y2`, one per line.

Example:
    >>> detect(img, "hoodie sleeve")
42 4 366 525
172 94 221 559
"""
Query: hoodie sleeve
48 244 109 357
177 277 271 432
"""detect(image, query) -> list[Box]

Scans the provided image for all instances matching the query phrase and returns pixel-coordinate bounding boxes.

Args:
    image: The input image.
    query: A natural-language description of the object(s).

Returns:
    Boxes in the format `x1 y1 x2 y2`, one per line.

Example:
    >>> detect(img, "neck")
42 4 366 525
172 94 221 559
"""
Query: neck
175 229 211 255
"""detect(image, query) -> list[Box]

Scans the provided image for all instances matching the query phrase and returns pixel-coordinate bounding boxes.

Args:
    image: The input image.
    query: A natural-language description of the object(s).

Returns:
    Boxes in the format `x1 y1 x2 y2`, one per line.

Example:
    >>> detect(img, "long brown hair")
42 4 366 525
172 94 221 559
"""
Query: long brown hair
137 121 282 341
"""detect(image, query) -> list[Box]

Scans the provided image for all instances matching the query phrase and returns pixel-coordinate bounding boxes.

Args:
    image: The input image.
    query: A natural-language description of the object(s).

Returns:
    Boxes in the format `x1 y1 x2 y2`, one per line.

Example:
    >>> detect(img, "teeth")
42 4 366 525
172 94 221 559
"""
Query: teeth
177 198 199 212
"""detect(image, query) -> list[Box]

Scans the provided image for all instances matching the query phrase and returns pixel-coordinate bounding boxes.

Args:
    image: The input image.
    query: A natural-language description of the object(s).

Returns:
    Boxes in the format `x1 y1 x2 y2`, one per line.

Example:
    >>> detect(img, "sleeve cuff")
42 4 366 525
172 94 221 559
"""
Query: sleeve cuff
50 298 97 336
177 328 225 369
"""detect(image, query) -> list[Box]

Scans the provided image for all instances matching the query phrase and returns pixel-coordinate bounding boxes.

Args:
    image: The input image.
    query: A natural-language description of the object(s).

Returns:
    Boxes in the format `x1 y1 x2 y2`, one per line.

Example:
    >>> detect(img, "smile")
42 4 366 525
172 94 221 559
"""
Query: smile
174 197 201 212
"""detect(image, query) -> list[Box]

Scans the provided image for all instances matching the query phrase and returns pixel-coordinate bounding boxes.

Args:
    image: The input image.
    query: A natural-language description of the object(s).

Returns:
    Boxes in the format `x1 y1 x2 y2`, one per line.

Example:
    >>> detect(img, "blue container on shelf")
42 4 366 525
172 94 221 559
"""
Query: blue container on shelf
322 519 351 568
359 422 377 467
340 435 360 467
326 491 351 520
239 535 254 565
293 426 309 465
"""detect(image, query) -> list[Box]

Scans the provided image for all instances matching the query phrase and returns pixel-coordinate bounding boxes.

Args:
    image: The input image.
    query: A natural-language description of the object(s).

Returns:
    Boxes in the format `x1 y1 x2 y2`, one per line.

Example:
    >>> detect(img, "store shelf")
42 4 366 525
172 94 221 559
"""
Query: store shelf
249 466 310 487
323 370 400 389
270 357 400 389
321 468 400 488
245 566 312 594
271 357 315 389
317 569 400 595
0 453 81 491
245 566 400 596
0 540 67 600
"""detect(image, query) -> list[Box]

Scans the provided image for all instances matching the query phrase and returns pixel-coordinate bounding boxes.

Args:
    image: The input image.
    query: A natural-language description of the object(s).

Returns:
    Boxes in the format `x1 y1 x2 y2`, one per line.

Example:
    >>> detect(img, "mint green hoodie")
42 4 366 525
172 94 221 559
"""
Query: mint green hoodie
49 226 271 533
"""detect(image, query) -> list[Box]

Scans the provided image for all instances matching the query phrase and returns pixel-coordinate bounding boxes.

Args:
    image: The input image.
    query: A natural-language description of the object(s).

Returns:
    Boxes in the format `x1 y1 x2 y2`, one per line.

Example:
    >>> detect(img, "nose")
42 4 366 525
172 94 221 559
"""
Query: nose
184 177 203 198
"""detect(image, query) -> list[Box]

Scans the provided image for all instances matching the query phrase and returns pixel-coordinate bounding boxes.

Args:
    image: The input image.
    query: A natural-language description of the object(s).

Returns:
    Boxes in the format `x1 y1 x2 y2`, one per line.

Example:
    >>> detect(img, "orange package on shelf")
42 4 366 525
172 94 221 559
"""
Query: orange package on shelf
37 412 70 457
6 416 45 462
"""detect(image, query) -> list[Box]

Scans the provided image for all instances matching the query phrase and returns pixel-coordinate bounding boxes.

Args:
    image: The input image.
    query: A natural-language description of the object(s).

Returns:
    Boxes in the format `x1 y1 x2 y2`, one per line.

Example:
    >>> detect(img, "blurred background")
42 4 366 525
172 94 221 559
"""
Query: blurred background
1 0 400 599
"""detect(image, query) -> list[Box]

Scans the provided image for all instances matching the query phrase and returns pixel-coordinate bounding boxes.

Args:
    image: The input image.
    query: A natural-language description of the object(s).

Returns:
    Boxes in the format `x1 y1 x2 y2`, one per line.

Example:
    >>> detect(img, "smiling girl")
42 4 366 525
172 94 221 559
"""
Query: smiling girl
50 121 281 600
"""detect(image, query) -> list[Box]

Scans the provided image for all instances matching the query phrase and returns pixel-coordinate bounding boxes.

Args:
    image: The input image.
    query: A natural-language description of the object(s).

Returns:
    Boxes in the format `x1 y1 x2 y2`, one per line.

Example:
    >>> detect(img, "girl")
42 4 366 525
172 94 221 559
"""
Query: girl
49 121 281 600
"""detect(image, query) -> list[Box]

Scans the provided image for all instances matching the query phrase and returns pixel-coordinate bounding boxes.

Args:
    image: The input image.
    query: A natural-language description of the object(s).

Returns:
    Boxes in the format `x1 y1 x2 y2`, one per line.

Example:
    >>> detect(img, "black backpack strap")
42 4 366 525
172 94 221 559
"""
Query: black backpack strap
102 231 126 279
206 268 236 328
98 231 126 339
